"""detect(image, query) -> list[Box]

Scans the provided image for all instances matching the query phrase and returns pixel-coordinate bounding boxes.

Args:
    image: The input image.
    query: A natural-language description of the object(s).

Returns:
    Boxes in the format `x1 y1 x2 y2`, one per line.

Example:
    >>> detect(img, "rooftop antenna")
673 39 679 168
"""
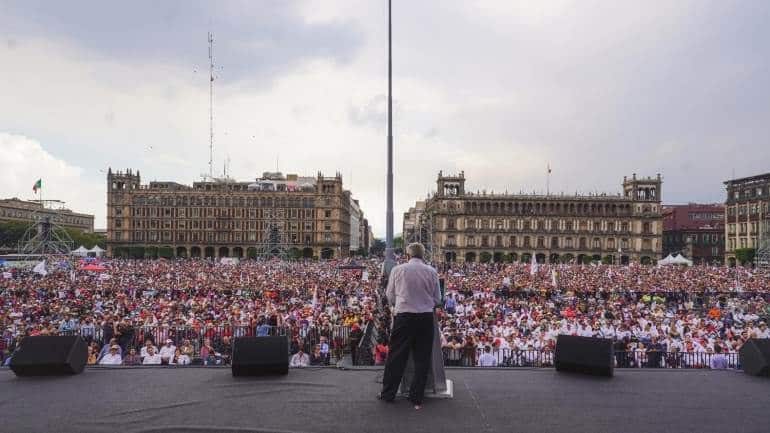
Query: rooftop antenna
208 32 215 179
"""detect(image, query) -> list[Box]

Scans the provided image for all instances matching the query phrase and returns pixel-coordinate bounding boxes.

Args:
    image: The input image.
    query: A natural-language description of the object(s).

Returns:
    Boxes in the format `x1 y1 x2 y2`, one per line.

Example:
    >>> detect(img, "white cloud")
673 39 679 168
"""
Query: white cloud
2 1 770 236
0 132 104 228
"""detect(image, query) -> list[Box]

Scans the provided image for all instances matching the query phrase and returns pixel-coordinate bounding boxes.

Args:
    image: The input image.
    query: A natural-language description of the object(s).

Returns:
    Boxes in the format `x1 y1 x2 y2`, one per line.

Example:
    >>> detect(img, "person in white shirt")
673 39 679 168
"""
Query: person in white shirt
290 348 310 367
143 346 162 365
159 339 176 365
477 346 497 367
140 339 158 361
99 345 123 365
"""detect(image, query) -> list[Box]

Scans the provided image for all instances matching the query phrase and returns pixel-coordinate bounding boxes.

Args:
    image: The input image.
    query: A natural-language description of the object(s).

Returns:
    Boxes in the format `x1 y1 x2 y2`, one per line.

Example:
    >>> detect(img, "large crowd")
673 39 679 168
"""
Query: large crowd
2 257 770 369
1 258 380 366
438 263 770 367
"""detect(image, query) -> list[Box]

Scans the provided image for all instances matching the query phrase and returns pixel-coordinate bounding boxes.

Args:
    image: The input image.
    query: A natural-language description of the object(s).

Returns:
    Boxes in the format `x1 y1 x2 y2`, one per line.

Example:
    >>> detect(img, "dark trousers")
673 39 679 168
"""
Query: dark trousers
381 312 434 404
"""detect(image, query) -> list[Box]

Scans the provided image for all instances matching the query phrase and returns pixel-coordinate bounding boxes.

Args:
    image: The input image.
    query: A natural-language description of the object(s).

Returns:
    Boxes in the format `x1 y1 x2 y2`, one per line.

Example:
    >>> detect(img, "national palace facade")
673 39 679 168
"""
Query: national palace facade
106 169 370 259
404 171 663 264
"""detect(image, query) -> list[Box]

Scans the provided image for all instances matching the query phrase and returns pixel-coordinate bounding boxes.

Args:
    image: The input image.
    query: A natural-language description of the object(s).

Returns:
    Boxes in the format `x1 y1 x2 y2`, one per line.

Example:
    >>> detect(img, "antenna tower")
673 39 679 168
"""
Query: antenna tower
208 32 215 179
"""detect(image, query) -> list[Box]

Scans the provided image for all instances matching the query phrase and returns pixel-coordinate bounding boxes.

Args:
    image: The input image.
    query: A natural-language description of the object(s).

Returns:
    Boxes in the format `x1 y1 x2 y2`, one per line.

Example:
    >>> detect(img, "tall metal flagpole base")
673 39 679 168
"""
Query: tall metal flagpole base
397 313 454 399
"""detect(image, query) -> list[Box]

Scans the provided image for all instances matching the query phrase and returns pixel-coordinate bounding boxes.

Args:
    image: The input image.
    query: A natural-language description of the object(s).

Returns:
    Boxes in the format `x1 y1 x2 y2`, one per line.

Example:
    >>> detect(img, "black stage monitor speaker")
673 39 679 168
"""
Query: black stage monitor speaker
9 335 88 376
555 335 614 377
232 336 289 376
740 338 770 377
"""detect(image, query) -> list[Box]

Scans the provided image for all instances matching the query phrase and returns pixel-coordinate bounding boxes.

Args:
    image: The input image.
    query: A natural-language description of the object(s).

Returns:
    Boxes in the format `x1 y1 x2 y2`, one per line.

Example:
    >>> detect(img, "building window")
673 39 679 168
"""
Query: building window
324 210 332 218
467 236 476 247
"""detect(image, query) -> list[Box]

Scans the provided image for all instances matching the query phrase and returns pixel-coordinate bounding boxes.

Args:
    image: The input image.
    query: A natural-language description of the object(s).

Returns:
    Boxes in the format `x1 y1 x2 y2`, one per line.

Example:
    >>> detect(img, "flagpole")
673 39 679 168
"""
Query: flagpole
384 0 395 276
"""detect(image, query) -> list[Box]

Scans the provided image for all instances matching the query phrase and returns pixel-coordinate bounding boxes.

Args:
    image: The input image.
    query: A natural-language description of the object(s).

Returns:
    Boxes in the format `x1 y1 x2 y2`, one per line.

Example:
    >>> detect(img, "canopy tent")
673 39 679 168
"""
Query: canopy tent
71 246 90 257
657 254 676 266
672 254 693 266
89 245 105 257
658 253 693 266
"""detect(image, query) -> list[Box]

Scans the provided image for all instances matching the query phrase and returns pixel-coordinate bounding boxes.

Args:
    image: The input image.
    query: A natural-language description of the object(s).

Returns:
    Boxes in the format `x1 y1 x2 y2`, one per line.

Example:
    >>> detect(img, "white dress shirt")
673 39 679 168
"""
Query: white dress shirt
99 353 122 365
386 258 441 314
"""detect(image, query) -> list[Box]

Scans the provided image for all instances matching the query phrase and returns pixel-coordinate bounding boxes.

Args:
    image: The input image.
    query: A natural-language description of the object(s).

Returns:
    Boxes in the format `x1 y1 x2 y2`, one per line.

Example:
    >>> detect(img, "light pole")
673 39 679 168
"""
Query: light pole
384 0 396 275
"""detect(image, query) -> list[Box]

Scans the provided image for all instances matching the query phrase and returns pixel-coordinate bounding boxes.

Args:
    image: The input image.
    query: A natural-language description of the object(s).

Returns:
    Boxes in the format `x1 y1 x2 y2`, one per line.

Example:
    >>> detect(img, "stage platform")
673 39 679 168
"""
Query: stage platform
1 367 768 433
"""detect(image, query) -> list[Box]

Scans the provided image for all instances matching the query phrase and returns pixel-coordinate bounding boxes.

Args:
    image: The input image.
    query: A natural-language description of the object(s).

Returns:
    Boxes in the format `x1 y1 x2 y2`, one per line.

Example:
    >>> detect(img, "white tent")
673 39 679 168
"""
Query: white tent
89 245 105 257
72 246 89 257
672 254 693 266
658 254 676 266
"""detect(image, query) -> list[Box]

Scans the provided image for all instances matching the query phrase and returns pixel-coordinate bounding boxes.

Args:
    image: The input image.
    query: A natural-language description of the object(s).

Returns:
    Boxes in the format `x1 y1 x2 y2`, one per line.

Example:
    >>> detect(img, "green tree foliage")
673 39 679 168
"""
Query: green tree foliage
158 246 174 259
0 222 106 250
370 238 386 256
480 252 492 263
0 221 29 248
734 248 756 265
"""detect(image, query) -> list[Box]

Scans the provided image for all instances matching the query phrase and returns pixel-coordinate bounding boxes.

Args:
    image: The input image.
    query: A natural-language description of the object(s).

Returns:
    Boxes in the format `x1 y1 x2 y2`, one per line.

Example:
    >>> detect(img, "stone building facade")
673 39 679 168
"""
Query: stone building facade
411 171 663 265
106 169 365 259
662 204 725 265
724 173 770 266
0 197 94 233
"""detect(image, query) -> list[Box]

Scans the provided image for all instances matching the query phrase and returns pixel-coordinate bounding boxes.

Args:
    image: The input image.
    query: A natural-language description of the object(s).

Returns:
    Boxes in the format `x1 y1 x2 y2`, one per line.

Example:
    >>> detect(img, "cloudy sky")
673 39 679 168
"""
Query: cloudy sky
1 1 769 234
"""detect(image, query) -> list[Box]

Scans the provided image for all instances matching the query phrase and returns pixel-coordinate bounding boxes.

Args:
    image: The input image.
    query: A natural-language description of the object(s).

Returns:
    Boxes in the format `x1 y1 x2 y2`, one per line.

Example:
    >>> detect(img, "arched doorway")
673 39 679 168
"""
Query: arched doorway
592 254 601 263
603 255 614 265
190 246 201 258
218 247 229 258
728 257 736 267
204 246 215 258
577 254 587 264
176 246 187 258
302 247 314 259
480 252 492 263
621 255 630 265
520 253 531 263
641 256 652 265
493 252 504 263
246 247 258 259
321 248 334 259
445 251 456 262
232 247 243 258
549 253 559 264
288 248 301 259
561 253 574 264
465 252 477 263
535 253 546 264
509 252 518 263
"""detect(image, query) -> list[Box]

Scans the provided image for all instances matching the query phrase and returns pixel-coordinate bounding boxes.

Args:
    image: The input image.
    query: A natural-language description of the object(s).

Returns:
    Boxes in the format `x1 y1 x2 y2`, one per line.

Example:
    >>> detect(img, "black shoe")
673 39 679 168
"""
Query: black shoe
377 392 395 403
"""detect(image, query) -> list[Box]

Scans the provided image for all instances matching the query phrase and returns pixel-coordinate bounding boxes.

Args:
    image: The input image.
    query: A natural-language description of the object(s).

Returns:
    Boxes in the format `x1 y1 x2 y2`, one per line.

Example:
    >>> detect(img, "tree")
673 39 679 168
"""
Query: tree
0 221 29 249
158 246 174 259
394 235 403 249
734 248 756 266
480 252 492 263
370 238 386 256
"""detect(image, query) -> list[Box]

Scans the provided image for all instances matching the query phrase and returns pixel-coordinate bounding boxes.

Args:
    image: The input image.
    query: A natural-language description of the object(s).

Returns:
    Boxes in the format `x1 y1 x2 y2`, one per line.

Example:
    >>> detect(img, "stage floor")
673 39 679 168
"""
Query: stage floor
1 367 768 433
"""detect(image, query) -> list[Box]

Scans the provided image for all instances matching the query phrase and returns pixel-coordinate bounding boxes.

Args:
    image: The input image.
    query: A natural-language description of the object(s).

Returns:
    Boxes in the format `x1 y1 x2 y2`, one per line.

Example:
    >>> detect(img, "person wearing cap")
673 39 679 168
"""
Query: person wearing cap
99 345 123 365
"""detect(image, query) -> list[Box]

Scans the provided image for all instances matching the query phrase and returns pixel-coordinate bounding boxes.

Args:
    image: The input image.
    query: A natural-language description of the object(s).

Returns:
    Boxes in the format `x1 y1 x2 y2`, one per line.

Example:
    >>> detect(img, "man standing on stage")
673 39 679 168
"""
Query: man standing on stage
378 243 441 410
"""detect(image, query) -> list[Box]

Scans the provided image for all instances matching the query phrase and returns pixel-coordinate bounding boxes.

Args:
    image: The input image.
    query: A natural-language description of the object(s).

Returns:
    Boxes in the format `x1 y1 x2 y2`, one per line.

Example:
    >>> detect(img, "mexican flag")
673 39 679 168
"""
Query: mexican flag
32 179 42 193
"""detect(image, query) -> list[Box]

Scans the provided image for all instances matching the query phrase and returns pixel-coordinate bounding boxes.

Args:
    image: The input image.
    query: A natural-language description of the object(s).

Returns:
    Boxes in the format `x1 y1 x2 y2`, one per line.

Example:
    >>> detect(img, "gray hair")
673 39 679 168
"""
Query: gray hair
406 242 425 259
